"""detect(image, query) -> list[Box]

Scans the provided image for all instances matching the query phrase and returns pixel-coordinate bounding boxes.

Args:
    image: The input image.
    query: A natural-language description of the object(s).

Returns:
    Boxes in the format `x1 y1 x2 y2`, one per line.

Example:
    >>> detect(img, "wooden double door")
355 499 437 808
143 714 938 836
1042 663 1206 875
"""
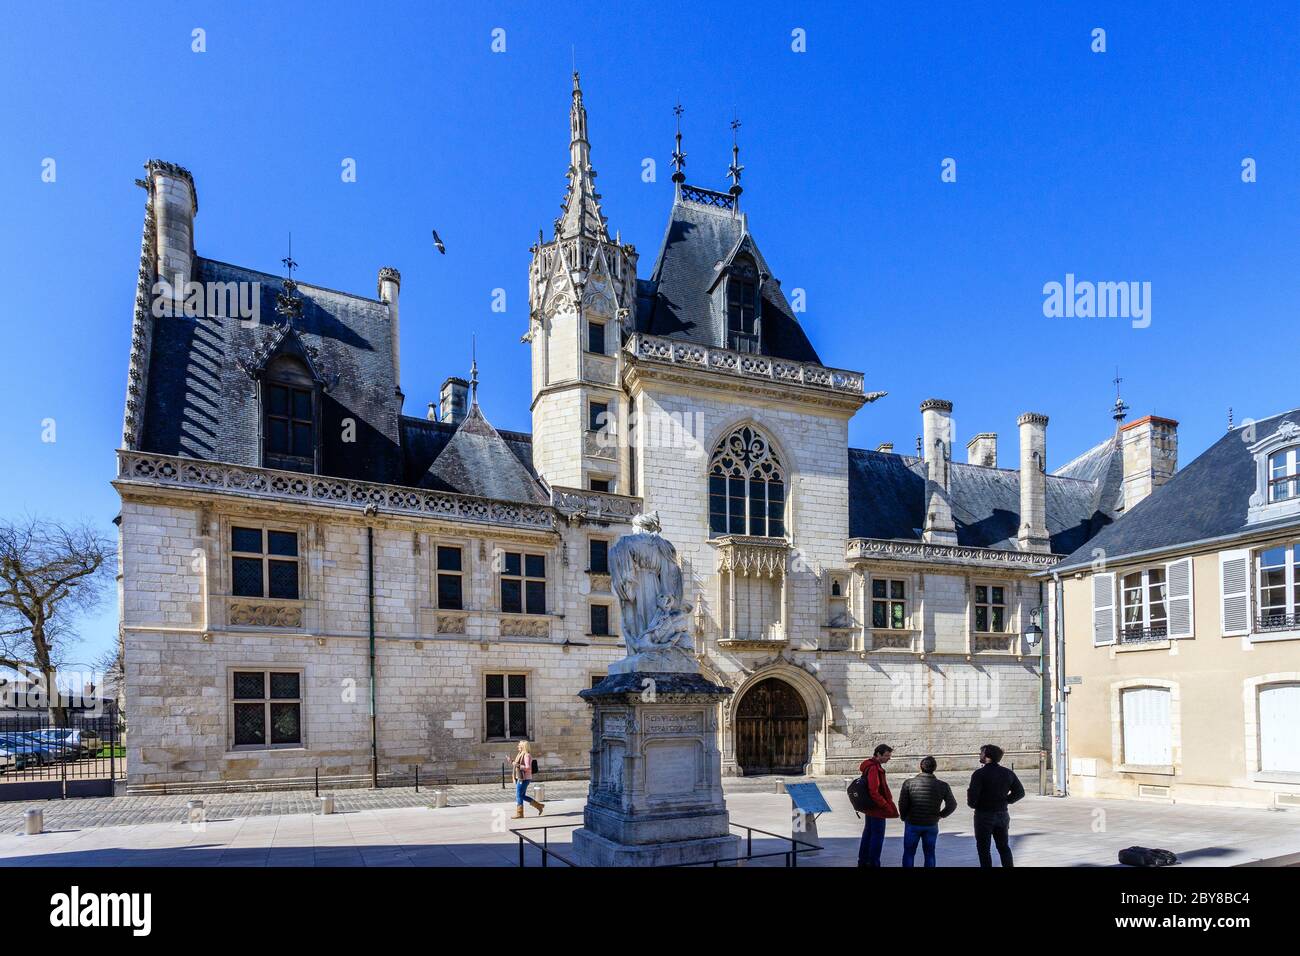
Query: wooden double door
735 678 808 775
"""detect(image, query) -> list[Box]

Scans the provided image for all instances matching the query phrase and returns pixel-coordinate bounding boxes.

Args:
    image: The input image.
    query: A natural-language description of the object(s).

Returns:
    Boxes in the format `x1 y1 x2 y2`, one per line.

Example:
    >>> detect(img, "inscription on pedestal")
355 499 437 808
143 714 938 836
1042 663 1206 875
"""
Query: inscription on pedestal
646 711 701 735
645 739 700 798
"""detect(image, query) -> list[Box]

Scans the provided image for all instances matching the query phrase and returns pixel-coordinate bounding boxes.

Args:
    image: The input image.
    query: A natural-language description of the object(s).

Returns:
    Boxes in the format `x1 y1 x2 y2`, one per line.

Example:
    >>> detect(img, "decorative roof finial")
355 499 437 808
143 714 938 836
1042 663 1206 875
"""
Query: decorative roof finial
275 231 303 321
671 101 686 184
470 335 479 406
1111 367 1129 423
1228 406 1234 431
727 113 744 197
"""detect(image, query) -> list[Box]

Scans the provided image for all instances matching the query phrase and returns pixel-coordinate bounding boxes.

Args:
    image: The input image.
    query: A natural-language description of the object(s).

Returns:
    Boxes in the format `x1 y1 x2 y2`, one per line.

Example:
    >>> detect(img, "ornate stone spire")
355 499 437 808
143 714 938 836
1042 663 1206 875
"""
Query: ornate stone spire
555 71 608 240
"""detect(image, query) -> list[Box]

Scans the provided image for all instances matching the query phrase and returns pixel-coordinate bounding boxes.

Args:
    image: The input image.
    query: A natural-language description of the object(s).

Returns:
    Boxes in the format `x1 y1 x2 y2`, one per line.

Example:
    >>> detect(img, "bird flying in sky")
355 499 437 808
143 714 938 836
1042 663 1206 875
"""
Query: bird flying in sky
432 229 446 254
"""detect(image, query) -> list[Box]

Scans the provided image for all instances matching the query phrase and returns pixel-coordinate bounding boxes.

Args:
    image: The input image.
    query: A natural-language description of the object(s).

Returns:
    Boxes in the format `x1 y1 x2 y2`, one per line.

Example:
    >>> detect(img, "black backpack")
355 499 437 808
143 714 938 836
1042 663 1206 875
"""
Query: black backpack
530 758 539 775
1118 846 1178 867
847 775 874 815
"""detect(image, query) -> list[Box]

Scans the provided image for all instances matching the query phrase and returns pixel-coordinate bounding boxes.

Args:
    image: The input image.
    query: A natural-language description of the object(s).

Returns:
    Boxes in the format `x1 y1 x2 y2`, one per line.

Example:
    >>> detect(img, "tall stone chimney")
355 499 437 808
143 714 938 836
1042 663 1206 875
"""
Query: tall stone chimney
1017 412 1050 553
966 433 998 467
378 267 401 390
147 160 196 309
1120 415 1178 511
920 399 958 544
439 377 470 426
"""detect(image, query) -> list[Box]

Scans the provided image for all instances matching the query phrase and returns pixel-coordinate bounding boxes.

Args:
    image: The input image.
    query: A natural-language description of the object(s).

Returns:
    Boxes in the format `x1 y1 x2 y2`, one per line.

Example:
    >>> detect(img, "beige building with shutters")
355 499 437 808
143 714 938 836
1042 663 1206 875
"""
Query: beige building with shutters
1047 410 1300 809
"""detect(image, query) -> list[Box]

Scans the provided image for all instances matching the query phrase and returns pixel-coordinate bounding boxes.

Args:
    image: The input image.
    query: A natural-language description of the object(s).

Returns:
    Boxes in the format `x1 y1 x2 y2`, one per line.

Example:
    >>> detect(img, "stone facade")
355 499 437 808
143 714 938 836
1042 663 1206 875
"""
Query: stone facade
116 76 1111 792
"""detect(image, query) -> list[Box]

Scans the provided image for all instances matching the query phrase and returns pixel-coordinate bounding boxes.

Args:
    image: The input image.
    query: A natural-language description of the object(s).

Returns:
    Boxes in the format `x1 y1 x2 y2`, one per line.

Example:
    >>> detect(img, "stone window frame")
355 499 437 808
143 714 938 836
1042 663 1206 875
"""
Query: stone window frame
970 579 1012 635
1247 420 1300 525
1242 672 1300 784
434 540 468 611
868 574 911 631
229 524 302 601
219 516 309 627
1253 540 1300 639
495 546 550 616
589 601 613 638
258 355 320 475
226 666 306 754
587 535 611 575
588 399 611 434
586 318 607 356
1110 677 1180 776
483 669 532 742
1118 566 1169 640
707 422 789 539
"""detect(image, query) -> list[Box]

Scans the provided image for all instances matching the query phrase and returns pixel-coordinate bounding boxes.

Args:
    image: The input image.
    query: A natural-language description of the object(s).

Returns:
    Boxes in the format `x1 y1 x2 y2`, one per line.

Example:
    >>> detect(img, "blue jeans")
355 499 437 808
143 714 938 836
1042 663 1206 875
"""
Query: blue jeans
515 780 529 805
858 816 886 867
902 823 939 867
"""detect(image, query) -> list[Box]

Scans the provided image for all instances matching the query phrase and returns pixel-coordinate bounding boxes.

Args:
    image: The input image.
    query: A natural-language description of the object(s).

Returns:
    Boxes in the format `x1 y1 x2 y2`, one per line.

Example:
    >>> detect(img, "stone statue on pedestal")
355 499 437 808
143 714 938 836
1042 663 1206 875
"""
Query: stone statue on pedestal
573 513 739 866
607 512 695 674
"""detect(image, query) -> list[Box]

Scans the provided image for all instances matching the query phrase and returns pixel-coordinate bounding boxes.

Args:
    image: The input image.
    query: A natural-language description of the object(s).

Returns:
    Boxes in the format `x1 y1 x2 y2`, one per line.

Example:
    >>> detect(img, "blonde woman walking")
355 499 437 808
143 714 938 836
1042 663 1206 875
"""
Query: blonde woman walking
512 740 545 818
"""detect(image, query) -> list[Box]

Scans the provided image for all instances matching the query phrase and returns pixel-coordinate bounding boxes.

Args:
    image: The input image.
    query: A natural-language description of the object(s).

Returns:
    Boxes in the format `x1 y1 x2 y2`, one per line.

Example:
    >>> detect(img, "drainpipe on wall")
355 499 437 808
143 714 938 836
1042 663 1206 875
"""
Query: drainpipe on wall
364 504 379 789
1051 569 1068 796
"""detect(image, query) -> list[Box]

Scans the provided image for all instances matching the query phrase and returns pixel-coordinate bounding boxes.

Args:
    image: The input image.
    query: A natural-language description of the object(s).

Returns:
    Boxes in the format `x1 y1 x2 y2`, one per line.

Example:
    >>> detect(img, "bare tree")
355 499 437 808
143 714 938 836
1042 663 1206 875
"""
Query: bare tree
0 516 114 722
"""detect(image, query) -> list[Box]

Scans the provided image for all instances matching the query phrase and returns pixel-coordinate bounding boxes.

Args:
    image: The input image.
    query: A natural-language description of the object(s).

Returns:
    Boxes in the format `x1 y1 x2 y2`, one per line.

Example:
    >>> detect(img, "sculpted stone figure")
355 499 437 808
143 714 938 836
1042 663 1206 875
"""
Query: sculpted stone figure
607 512 696 673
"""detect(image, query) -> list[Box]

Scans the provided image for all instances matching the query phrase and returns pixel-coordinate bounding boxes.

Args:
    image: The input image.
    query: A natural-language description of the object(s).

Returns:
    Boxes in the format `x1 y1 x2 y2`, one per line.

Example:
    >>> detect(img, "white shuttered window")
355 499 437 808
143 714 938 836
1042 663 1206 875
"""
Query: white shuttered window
1219 549 1251 637
1121 686 1172 766
1092 572 1117 646
1165 557 1194 638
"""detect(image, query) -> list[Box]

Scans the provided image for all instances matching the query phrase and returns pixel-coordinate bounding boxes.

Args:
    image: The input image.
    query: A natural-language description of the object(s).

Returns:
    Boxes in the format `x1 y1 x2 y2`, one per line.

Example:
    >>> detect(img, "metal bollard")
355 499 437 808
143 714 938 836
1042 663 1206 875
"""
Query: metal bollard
186 799 205 826
774 777 786 794
24 809 43 835
430 790 448 809
318 794 335 815
532 784 546 802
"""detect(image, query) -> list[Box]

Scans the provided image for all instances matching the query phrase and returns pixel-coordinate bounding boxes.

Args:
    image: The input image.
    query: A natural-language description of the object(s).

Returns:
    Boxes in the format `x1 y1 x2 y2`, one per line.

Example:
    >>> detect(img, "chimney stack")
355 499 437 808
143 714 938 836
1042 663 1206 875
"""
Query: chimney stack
147 160 197 309
966 433 998 467
439 377 470 426
1120 415 1178 511
920 399 958 544
378 267 402 390
1017 412 1050 552
426 402 437 422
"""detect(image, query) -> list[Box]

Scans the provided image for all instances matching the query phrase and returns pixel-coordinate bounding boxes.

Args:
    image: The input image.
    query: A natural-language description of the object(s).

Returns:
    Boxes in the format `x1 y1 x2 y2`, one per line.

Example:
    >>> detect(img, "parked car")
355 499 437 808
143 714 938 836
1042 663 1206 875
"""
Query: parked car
27 728 102 756
0 734 54 768
0 747 17 772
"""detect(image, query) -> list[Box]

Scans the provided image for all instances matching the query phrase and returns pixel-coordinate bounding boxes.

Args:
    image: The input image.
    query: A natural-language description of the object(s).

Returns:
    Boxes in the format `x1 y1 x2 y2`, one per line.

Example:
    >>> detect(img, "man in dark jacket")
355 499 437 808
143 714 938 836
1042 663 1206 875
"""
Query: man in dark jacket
857 744 898 867
966 744 1026 867
898 756 957 867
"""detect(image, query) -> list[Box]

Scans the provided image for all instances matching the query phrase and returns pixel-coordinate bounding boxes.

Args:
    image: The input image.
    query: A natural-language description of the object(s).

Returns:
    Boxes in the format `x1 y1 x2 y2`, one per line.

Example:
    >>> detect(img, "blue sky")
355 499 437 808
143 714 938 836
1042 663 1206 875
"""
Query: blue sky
1 2 1297 663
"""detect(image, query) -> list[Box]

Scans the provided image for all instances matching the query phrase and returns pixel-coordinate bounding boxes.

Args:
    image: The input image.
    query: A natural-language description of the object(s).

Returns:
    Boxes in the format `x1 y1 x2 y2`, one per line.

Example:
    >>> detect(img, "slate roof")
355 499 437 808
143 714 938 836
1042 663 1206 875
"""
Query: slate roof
847 449 1112 555
1053 408 1300 572
401 405 547 503
635 188 823 364
140 257 404 483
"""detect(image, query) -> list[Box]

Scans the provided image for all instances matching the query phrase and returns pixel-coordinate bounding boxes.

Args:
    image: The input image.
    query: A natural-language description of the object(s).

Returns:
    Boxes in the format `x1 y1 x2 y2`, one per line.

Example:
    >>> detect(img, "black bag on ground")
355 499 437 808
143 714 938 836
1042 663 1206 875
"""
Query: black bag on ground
1118 845 1179 867
847 775 874 814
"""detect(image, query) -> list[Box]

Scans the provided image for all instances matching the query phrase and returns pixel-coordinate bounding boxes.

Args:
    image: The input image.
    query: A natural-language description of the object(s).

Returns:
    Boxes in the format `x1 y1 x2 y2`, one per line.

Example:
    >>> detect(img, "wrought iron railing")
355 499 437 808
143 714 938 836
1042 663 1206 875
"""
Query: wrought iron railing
512 821 822 867
1120 625 1169 644
1256 613 1300 633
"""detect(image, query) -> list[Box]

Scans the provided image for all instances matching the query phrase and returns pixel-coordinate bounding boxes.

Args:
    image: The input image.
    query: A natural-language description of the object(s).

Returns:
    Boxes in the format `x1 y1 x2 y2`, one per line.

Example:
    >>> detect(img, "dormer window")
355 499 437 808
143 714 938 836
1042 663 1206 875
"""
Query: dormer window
1247 421 1300 525
726 262 759 353
262 356 317 473
1269 448 1299 502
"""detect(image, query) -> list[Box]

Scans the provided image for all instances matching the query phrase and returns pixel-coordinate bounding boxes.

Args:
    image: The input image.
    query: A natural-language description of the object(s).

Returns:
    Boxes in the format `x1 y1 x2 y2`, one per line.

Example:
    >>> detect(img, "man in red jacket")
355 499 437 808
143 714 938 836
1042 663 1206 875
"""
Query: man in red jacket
857 744 899 867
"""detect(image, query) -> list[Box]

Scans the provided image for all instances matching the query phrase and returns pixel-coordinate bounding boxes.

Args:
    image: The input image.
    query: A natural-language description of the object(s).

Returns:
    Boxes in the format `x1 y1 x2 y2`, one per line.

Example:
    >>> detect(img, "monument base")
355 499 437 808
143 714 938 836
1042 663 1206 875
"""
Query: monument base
573 672 738 867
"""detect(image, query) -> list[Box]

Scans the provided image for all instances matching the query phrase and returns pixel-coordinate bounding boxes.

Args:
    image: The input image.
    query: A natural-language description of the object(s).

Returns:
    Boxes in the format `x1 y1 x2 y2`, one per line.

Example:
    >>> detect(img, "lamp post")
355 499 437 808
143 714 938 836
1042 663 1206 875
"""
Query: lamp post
1023 605 1047 796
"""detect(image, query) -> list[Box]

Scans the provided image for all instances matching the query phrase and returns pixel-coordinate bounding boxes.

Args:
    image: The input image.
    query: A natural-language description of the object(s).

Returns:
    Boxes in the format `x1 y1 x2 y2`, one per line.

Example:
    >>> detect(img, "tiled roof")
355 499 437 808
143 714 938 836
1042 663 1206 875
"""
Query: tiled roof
635 189 822 364
847 449 1111 555
402 405 548 504
1053 408 1300 571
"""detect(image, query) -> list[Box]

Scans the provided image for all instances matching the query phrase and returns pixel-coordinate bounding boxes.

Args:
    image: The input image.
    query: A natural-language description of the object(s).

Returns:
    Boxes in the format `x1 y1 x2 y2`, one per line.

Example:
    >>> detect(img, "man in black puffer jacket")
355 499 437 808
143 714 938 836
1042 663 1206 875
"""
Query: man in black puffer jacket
897 756 957 867
966 743 1026 868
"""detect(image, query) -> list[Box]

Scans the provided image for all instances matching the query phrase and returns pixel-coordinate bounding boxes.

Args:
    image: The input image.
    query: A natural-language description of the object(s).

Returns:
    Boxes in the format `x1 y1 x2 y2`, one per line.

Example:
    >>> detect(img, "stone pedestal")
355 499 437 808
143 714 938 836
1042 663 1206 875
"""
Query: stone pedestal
572 672 740 867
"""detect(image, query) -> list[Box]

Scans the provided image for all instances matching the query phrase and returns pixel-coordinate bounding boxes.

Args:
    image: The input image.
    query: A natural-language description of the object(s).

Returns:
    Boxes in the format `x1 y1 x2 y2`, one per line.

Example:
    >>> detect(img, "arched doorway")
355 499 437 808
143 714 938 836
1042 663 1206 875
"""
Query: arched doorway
735 677 808 775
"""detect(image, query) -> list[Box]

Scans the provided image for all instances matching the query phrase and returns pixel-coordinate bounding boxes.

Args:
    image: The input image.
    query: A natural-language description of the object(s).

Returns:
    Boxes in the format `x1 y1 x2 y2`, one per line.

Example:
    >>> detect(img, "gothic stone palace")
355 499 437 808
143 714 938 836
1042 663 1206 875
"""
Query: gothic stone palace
115 75 1159 790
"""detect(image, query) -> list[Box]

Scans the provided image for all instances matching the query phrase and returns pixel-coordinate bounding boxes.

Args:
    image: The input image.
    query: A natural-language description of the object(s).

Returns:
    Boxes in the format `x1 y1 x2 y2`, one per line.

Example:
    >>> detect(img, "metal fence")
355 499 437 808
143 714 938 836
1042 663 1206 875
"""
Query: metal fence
0 701 123 800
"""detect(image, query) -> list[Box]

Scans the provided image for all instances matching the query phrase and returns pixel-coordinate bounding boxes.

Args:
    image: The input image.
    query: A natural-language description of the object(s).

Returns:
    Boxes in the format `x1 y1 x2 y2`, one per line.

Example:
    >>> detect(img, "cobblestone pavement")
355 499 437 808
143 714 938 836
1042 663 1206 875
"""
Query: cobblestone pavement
0 774 904 834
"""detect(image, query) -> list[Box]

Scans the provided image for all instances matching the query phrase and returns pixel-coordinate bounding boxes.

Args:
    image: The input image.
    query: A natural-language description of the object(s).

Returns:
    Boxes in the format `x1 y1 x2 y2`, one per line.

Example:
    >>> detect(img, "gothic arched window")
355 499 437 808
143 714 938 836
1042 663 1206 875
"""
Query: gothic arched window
262 356 317 473
726 261 758 352
709 425 786 538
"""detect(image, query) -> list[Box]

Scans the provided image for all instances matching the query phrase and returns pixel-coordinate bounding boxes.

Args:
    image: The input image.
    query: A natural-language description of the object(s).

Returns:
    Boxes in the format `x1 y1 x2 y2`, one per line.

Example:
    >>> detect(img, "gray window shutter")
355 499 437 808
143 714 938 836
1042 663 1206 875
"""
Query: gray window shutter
1092 572 1116 646
1219 549 1251 637
1165 557 1194 638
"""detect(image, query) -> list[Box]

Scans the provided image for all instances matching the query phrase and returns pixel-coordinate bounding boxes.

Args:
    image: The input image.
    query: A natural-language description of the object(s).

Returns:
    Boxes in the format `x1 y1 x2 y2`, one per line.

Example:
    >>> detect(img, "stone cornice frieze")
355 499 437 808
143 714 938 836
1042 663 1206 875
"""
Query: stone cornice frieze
550 486 643 524
846 537 1063 570
116 451 558 533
